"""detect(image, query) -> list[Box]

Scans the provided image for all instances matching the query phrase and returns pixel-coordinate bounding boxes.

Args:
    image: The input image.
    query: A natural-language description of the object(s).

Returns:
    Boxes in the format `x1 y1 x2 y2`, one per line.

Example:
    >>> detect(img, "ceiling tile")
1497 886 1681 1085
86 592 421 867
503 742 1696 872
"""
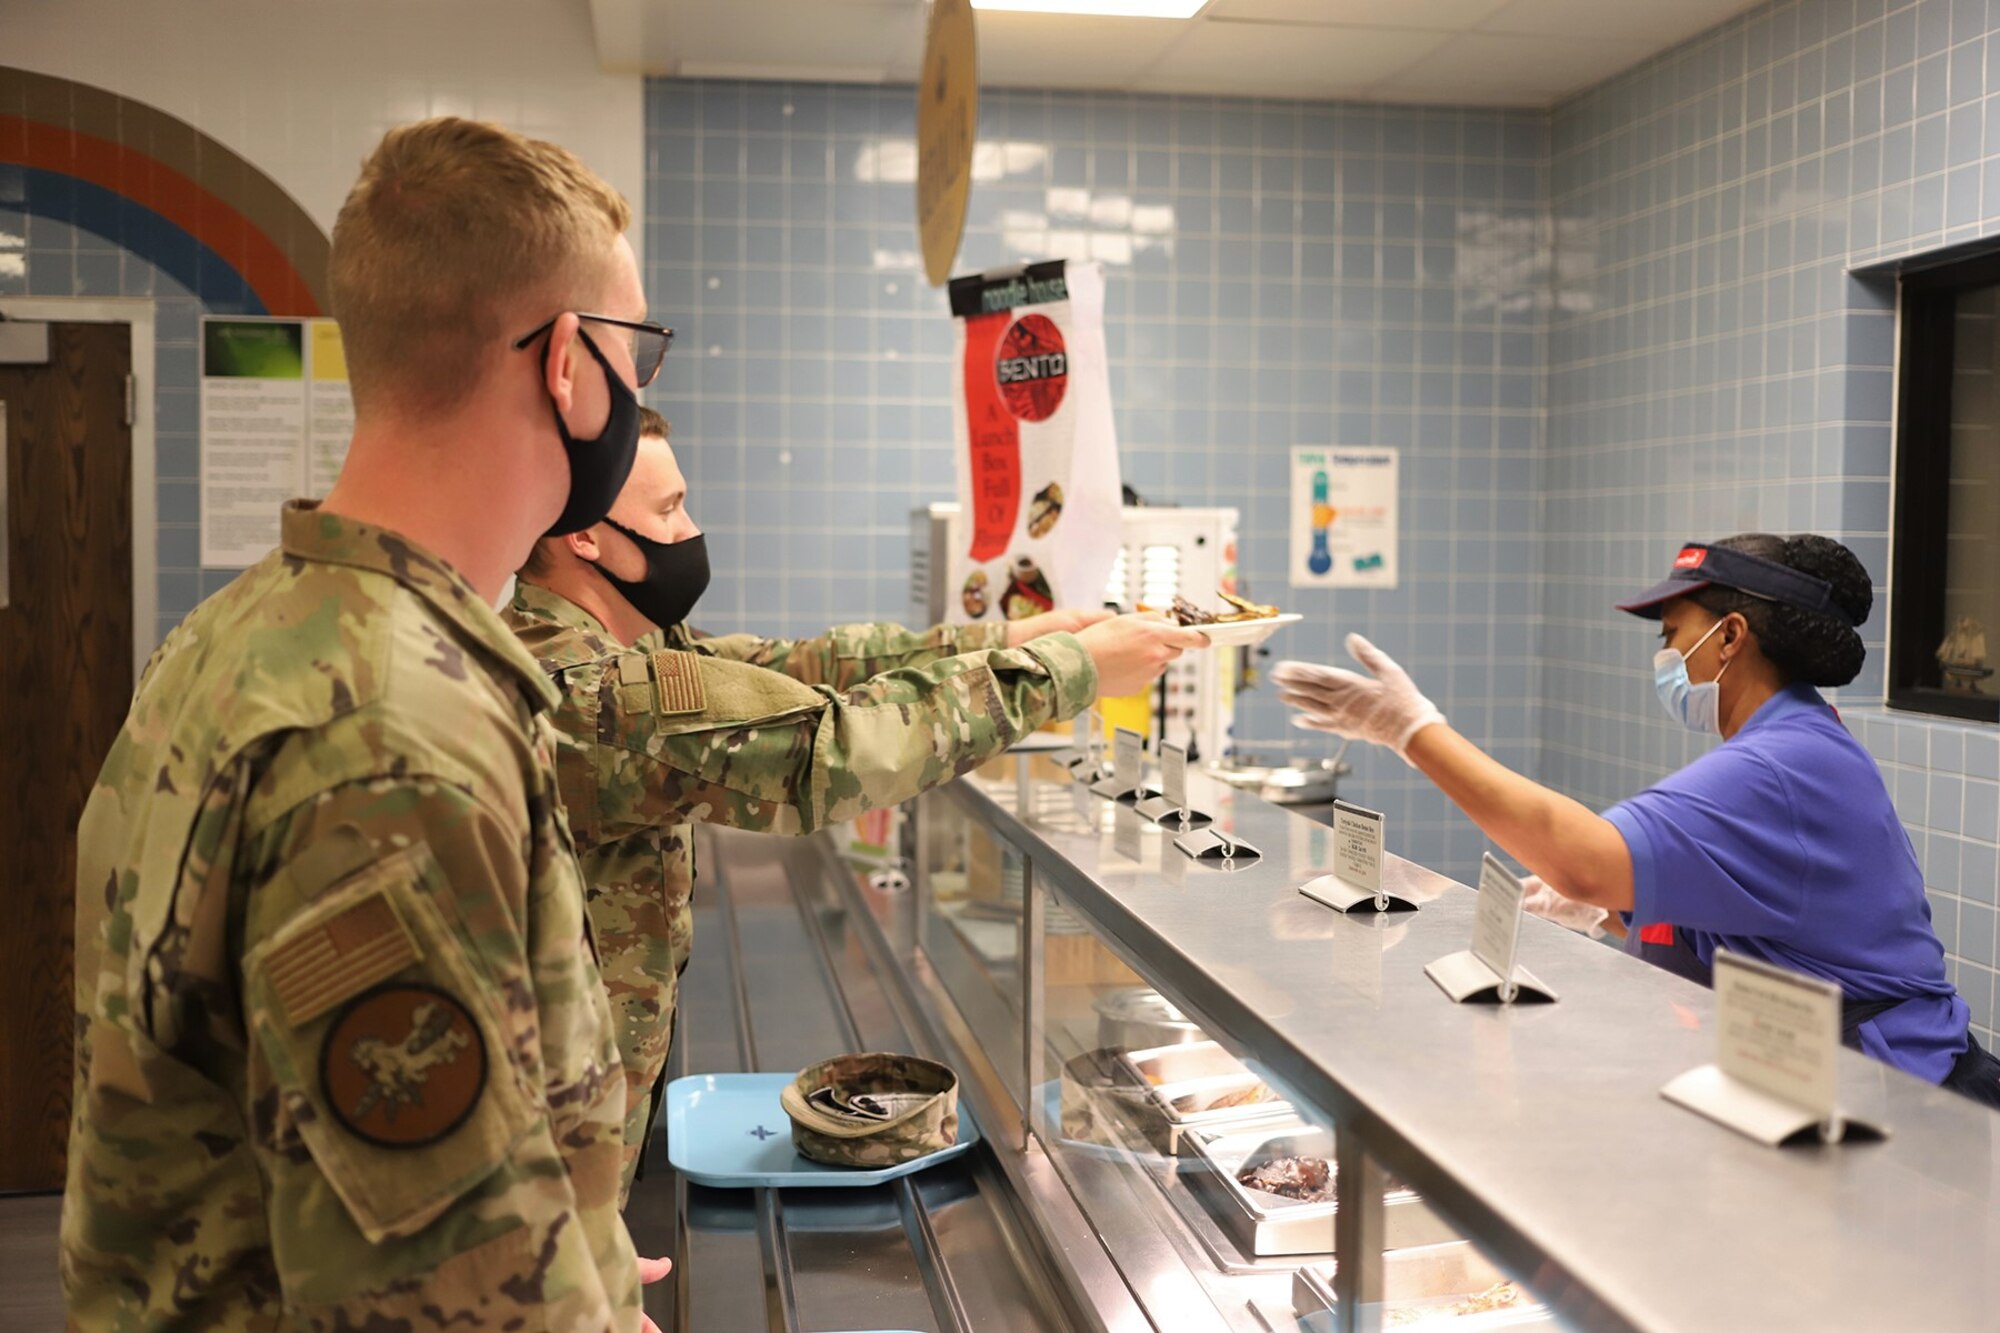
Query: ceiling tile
1132 22 1450 98
627 0 921 78
600 0 1764 104
1477 0 1757 44
1368 29 1660 102
1205 0 1511 31
978 13 1198 91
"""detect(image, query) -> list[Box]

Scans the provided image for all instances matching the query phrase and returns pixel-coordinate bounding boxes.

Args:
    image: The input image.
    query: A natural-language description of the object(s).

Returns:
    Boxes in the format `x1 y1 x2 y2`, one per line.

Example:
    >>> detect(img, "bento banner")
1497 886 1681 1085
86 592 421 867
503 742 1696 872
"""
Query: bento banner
946 259 1121 623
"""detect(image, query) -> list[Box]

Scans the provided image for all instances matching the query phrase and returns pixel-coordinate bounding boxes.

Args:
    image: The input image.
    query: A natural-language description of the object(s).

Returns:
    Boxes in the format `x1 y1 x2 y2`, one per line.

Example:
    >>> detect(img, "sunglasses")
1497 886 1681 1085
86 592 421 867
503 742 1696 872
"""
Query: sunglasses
514 313 674 388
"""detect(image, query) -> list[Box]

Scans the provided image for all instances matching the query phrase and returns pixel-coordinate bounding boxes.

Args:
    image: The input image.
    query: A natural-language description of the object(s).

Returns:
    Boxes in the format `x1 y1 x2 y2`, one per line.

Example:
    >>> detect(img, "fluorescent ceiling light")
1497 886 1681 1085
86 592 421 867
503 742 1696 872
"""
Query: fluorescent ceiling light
970 1 1208 17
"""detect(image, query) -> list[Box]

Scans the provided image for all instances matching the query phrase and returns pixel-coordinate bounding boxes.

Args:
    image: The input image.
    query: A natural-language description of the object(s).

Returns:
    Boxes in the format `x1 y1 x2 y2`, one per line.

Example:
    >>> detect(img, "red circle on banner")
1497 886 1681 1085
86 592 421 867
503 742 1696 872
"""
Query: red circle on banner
995 314 1069 422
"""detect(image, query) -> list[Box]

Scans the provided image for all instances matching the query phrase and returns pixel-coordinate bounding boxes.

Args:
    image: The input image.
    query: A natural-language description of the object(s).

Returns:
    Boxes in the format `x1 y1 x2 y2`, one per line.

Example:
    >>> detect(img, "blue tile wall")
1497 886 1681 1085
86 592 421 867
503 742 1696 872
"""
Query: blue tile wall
1548 0 2000 1042
645 80 1549 878
16 26 1992 1031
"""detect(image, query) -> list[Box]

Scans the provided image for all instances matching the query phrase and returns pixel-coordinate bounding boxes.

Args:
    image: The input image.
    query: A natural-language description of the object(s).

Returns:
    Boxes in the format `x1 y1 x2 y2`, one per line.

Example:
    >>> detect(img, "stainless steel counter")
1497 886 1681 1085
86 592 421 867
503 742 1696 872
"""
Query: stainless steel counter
941 764 2000 1332
636 759 2000 1332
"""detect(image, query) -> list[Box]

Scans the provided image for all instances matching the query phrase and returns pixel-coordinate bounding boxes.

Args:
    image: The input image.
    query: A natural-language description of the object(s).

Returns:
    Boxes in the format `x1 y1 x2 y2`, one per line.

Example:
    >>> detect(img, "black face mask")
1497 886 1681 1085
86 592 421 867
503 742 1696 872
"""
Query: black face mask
599 522 710 630
543 328 643 537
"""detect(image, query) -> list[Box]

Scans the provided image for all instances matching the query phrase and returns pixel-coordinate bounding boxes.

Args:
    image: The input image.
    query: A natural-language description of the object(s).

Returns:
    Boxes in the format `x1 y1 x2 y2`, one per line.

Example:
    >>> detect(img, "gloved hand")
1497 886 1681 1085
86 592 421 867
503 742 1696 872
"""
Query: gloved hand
1270 634 1446 761
1521 875 1608 939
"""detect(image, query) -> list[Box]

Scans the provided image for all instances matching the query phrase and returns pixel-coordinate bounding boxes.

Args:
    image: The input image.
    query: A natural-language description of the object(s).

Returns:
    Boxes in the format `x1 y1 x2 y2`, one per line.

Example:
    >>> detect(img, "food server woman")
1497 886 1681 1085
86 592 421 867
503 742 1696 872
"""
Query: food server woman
1272 533 2000 1108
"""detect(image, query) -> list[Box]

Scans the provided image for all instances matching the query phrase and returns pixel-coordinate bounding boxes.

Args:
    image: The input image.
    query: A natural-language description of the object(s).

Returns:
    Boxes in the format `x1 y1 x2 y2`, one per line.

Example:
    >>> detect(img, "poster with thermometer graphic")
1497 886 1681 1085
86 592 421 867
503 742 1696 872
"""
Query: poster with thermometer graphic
1289 447 1399 589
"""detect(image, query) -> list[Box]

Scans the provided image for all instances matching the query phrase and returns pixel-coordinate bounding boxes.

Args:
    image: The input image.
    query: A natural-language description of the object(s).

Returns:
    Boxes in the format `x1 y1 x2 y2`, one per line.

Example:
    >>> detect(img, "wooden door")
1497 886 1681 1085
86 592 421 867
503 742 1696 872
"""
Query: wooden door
0 322 133 1193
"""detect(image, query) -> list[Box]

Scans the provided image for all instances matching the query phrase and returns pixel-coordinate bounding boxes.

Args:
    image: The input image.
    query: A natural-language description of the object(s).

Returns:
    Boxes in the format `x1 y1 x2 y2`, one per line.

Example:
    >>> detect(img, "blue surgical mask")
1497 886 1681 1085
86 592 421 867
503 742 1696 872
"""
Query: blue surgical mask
1653 619 1731 734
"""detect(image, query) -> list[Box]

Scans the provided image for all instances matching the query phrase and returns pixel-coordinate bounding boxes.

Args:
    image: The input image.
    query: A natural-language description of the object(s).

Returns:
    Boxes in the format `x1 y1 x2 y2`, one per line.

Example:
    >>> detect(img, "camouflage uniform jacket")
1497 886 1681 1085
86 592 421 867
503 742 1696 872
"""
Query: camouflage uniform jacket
502 582 1096 1188
62 503 640 1331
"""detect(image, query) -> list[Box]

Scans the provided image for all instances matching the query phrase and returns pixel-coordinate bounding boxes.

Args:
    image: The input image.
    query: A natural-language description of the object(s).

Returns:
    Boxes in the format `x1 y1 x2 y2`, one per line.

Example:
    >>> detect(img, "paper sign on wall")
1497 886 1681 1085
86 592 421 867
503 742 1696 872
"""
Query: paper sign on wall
200 316 354 567
946 259 1121 625
307 320 356 496
1290 446 1398 589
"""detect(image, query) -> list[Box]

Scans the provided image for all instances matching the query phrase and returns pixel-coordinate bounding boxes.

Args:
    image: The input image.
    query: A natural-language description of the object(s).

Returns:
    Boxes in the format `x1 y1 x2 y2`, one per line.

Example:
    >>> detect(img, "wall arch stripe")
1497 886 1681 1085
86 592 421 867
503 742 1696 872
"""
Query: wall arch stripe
19 166 260 313
1 67 330 315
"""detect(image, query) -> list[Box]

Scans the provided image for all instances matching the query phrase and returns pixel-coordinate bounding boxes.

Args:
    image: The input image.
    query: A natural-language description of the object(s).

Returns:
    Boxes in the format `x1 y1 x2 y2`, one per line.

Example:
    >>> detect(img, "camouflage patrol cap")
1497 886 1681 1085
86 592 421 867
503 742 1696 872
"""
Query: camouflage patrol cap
779 1052 960 1168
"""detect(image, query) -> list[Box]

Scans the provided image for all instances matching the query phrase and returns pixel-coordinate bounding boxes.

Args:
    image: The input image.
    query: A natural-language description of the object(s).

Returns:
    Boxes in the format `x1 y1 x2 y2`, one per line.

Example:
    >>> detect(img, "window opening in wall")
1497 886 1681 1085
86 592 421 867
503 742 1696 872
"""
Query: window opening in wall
1891 251 2000 724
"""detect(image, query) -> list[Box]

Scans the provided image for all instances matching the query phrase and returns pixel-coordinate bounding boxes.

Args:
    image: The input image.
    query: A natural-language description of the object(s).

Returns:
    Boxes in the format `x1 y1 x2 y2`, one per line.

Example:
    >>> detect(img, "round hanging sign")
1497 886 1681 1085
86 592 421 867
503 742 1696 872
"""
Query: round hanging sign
917 0 978 287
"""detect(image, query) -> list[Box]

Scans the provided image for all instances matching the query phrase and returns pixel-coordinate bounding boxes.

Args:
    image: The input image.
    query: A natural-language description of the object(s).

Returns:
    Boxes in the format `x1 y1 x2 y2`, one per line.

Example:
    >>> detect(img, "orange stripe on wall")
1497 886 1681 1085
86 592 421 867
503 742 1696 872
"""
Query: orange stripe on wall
1 114 320 316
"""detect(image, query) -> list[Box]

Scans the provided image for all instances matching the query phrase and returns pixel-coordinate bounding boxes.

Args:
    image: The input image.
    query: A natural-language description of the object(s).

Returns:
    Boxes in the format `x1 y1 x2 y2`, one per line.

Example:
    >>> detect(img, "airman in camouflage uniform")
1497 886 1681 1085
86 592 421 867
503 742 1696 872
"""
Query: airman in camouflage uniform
508 411 1203 1194
63 116 658 1330
504 583 1097 1188
63 505 639 1330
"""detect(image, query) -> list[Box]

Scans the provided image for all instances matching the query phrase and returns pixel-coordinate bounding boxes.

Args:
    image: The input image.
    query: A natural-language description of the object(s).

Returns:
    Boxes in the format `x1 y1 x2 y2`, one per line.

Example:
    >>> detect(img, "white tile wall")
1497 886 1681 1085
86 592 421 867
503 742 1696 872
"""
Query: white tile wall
6 0 643 241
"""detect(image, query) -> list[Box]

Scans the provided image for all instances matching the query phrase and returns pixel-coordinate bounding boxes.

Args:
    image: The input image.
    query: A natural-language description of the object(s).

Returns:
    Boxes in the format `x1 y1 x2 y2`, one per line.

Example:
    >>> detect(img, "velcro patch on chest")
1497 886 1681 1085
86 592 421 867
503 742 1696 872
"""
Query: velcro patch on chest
263 890 420 1028
650 649 707 715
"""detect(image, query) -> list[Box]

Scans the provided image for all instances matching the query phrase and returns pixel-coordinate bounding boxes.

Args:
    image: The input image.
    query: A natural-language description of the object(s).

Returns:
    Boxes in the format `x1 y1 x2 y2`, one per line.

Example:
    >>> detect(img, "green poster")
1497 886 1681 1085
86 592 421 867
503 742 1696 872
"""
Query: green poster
204 318 304 379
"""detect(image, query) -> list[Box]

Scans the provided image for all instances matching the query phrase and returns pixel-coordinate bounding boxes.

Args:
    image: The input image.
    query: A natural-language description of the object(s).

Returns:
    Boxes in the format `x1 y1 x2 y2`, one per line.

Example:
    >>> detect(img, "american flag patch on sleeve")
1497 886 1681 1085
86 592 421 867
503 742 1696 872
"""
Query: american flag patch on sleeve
650 650 707 716
264 890 420 1028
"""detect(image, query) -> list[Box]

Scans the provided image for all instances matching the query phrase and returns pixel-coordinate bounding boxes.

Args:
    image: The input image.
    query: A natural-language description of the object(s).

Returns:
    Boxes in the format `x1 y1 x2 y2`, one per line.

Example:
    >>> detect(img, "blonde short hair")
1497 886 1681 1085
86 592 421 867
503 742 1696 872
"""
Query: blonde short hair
330 117 631 418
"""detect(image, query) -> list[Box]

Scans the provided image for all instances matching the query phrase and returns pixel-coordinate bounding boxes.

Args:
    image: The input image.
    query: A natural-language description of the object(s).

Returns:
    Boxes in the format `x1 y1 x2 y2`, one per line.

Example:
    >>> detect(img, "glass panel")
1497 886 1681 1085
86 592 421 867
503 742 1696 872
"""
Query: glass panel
911 763 1597 1331
915 785 1027 1110
978 782 1586 1331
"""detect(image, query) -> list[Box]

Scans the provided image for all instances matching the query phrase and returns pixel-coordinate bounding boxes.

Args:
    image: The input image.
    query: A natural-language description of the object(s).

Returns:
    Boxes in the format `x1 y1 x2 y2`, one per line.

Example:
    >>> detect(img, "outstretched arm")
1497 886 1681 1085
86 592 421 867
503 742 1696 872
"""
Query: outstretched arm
1273 636 1633 910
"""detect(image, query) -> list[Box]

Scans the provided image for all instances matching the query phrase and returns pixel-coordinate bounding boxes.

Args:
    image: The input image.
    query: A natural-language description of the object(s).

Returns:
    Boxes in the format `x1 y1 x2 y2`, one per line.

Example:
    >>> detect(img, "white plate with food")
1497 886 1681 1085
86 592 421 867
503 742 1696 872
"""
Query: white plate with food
1186 613 1302 648
1150 591 1302 648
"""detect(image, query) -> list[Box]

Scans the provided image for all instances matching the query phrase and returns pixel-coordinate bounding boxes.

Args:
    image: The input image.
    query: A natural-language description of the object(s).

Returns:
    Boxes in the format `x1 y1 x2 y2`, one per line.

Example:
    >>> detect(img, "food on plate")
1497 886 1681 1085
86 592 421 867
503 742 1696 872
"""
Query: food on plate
1001 555 1055 619
1171 1083 1277 1114
1383 1282 1525 1326
961 569 989 618
1169 589 1281 626
1027 481 1064 537
1235 1153 1333 1203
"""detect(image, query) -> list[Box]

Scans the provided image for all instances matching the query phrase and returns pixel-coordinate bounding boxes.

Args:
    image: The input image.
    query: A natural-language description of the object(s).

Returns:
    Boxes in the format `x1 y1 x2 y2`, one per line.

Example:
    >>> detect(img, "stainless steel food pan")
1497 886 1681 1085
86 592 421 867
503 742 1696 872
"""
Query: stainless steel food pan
1185 1123 1455 1258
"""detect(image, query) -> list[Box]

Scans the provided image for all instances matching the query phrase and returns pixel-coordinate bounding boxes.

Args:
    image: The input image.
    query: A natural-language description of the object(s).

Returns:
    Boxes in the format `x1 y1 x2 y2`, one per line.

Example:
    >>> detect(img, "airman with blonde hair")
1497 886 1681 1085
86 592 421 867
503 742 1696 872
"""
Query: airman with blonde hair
63 118 669 1330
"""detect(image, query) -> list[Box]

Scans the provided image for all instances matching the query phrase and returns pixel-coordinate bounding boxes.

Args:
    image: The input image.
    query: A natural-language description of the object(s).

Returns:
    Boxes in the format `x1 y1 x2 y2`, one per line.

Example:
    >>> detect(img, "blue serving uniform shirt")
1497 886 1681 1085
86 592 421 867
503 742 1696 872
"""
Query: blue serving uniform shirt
1603 682 1970 1084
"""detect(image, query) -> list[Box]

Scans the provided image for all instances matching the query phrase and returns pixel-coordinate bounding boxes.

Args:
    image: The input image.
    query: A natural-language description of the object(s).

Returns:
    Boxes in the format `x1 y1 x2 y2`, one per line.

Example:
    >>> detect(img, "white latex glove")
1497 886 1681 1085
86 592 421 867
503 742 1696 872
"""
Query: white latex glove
1270 634 1445 762
1521 875 1608 939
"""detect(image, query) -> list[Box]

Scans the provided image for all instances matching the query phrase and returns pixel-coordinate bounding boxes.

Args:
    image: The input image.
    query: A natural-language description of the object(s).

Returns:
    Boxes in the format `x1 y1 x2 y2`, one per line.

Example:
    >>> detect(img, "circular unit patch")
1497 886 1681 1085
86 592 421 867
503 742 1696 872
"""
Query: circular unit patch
995 313 1068 422
320 982 487 1149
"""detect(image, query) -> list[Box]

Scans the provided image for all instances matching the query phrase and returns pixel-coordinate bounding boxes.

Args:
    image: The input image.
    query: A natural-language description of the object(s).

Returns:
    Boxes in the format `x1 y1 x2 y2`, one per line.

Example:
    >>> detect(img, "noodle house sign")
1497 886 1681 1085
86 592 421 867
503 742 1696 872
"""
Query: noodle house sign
917 0 978 286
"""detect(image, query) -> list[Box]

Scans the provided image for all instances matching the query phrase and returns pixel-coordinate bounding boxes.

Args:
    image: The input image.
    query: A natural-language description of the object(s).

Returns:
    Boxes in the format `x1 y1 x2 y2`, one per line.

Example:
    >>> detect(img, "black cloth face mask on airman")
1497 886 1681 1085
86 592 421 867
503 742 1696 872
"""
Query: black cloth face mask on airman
598 523 710 630
542 328 643 536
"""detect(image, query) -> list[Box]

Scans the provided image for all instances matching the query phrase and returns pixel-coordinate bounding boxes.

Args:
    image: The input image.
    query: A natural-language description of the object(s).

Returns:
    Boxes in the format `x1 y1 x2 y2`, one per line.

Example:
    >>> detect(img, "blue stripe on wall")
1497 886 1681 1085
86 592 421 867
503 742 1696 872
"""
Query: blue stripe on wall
20 166 263 316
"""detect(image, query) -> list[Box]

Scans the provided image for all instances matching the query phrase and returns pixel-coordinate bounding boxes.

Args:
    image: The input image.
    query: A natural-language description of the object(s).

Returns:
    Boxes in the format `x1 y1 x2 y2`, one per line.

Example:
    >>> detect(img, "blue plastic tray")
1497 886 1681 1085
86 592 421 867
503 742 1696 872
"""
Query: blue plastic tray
663 1073 981 1188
